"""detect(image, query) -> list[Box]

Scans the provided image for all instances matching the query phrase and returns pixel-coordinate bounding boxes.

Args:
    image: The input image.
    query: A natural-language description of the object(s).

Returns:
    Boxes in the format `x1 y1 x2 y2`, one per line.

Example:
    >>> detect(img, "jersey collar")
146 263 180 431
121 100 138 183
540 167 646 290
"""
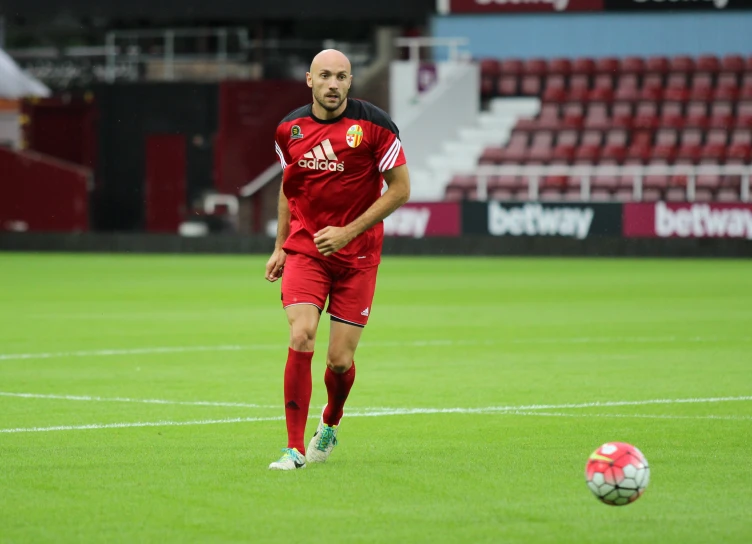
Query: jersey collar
308 100 352 125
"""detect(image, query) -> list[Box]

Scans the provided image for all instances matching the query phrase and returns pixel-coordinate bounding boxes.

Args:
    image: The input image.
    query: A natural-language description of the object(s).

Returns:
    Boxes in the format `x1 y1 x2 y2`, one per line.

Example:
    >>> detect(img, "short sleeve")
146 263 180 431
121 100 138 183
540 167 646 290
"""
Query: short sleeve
369 111 407 173
374 129 406 173
274 127 292 169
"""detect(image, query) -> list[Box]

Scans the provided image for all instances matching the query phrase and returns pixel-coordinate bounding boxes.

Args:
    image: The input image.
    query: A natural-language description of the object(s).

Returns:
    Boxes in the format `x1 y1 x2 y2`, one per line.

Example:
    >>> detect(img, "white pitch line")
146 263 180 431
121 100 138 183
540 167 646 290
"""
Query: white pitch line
0 397 752 433
1 336 749 361
3 392 751 413
0 415 285 434
0 392 278 409
1 392 751 414
3 404 752 434
507 411 752 422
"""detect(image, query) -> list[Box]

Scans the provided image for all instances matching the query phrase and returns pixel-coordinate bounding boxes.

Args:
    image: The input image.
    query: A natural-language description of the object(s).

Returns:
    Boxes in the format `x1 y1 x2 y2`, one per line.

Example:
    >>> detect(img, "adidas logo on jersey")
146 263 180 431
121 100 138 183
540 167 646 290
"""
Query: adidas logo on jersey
298 139 344 172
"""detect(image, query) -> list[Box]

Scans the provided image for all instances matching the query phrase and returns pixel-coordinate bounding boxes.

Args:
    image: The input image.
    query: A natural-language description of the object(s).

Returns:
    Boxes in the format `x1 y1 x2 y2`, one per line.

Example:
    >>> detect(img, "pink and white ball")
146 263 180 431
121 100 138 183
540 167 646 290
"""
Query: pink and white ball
586 442 650 506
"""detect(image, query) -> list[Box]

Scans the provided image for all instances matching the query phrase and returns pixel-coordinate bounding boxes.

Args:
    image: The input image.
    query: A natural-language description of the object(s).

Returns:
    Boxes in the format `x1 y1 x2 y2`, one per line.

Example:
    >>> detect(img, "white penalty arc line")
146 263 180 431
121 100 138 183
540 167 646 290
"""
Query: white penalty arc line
2 396 752 433
1 336 749 361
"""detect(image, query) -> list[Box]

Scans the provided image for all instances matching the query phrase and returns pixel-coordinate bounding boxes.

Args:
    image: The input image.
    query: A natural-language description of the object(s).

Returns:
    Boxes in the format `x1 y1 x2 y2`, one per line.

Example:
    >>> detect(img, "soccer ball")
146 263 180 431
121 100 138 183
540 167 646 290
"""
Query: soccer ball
585 442 650 506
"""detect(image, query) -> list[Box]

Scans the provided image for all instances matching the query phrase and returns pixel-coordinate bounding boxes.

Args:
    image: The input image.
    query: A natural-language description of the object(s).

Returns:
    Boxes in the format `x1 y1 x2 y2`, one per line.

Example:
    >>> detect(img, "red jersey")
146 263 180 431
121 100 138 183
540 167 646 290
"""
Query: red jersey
274 99 407 268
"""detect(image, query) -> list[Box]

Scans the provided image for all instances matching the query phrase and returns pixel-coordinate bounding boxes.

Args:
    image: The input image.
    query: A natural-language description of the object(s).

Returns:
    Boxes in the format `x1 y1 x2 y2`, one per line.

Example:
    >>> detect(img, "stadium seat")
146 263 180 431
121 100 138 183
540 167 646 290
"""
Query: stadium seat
595 57 620 74
523 58 548 76
670 55 695 73
621 57 645 75
643 188 663 201
572 57 596 75
646 56 669 74
666 187 686 201
496 75 518 96
696 55 720 74
717 188 740 202
549 58 572 75
721 55 744 74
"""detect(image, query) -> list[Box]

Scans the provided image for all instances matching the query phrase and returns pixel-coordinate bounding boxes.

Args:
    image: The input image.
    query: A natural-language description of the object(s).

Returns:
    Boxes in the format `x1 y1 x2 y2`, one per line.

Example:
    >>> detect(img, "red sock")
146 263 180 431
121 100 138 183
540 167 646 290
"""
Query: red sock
284 347 313 454
323 362 356 426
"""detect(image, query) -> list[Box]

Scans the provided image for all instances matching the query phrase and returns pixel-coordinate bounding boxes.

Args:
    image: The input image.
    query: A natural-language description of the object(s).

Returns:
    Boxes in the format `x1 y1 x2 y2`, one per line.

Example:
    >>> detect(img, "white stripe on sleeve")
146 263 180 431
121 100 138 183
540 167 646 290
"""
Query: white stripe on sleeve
379 139 401 172
274 142 287 169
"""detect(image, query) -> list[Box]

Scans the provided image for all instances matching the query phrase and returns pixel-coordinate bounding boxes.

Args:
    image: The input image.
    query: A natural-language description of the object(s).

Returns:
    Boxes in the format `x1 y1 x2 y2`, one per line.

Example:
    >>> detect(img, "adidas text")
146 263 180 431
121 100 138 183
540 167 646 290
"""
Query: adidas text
298 159 344 172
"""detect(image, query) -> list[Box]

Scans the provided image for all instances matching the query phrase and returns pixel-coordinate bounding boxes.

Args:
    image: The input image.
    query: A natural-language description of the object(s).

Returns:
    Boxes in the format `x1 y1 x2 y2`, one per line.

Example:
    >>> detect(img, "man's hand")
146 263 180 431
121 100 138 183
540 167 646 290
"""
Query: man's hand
265 249 287 282
313 226 355 256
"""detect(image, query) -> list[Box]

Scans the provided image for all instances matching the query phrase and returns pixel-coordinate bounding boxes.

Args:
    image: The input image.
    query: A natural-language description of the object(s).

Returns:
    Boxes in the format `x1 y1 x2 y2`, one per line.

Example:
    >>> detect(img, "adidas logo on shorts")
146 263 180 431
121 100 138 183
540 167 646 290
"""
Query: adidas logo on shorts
361 307 369 316
298 139 344 172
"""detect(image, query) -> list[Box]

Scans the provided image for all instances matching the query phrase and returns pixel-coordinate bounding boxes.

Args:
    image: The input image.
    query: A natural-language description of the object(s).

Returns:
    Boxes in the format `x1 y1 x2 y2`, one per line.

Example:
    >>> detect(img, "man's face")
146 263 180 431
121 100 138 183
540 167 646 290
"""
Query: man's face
307 60 352 113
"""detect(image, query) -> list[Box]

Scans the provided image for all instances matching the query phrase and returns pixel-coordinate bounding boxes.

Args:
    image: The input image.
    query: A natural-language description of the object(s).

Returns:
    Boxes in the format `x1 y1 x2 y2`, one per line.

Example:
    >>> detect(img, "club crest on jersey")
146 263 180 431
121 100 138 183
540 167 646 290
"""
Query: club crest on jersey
291 125 304 139
346 124 363 148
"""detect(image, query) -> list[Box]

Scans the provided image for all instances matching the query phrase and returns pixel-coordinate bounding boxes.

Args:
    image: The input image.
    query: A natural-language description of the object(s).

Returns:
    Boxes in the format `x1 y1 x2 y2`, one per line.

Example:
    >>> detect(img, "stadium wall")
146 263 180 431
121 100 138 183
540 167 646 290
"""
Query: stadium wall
431 12 752 58
3 202 751 256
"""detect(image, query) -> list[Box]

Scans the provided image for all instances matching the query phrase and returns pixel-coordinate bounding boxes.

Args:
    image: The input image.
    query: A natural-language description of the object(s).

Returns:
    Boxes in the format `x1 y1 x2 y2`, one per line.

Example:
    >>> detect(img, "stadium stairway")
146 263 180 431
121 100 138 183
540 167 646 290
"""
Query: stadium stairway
409 97 539 201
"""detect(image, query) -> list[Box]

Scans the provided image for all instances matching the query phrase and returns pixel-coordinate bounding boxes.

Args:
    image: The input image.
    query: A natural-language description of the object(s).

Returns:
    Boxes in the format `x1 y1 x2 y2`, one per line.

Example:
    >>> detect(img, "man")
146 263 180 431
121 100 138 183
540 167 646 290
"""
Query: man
265 49 410 470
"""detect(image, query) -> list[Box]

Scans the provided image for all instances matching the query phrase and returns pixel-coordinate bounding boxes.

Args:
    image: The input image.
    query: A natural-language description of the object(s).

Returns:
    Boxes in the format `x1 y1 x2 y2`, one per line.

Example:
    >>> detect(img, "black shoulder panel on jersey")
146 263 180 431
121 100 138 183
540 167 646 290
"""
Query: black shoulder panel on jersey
279 104 312 125
348 99 400 138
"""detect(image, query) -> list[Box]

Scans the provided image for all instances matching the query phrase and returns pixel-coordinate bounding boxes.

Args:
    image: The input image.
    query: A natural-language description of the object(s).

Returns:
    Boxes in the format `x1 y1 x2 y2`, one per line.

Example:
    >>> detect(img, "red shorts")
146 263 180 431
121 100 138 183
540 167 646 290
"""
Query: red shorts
281 252 379 327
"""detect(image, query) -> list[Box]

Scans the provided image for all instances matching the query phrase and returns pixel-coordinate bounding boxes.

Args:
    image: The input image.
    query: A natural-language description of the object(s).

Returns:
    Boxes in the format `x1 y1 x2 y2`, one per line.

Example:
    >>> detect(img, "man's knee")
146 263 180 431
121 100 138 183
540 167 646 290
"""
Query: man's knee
326 352 353 374
290 325 316 352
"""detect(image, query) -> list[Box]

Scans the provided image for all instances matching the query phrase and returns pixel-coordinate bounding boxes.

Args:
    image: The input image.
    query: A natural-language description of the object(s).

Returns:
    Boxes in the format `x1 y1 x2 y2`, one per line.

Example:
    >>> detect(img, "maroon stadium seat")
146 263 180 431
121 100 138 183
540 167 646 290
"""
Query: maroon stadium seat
670 55 695 73
660 101 684 128
523 58 548 76
570 74 590 92
480 58 502 78
696 55 720 73
488 175 522 191
642 188 663 202
501 58 524 75
720 55 744 74
717 188 740 202
572 57 596 75
694 188 714 202
479 147 506 165
549 58 572 75
444 186 466 202
611 103 633 128
646 56 669 74
594 73 614 91
496 75 518 96
595 57 620 74
521 75 542 96
621 57 645 75
665 187 686 201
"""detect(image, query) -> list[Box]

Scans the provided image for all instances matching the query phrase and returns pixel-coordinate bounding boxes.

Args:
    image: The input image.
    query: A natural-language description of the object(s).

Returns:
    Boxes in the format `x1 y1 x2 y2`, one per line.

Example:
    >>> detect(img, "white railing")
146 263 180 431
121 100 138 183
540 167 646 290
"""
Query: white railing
394 37 470 62
470 164 752 202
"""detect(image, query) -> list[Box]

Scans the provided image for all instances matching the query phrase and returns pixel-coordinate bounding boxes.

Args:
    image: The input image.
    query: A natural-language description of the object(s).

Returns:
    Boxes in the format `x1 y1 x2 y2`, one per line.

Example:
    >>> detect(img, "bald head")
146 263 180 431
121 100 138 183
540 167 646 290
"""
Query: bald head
307 49 353 118
310 49 351 75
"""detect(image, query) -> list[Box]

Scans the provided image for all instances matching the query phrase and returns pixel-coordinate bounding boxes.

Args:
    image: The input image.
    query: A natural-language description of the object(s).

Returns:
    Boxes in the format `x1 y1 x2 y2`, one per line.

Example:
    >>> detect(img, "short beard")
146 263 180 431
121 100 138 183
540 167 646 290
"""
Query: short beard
315 91 346 112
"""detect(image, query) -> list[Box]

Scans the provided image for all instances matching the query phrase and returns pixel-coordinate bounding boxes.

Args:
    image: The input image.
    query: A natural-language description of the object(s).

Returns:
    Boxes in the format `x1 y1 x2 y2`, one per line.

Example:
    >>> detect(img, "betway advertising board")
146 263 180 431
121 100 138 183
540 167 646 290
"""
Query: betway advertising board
624 202 752 239
463 202 623 238
384 202 461 238
439 0 604 13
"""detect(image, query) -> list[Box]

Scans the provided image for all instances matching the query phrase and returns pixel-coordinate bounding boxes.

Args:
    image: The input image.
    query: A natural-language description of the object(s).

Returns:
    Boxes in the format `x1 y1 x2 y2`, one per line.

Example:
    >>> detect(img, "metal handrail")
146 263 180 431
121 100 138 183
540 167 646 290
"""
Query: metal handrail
467 164 752 202
394 37 470 62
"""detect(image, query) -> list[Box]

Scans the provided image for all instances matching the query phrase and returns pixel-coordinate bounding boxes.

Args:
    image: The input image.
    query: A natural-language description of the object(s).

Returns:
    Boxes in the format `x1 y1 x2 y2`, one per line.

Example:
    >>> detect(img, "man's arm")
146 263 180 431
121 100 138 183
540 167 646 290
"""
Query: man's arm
313 164 411 257
265 183 290 282
275 184 291 251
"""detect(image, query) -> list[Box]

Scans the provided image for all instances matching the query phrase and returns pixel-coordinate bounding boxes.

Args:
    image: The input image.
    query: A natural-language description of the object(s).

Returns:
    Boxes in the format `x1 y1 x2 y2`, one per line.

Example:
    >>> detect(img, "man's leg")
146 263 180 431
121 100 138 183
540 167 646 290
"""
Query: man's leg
306 264 376 464
323 321 361 425
284 304 321 453
306 320 361 463
270 253 330 471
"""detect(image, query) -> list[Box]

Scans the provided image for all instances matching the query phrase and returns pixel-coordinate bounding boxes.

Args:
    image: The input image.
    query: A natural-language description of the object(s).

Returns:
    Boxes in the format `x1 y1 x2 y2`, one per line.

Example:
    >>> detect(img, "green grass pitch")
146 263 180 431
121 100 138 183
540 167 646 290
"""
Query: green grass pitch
0 253 750 543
